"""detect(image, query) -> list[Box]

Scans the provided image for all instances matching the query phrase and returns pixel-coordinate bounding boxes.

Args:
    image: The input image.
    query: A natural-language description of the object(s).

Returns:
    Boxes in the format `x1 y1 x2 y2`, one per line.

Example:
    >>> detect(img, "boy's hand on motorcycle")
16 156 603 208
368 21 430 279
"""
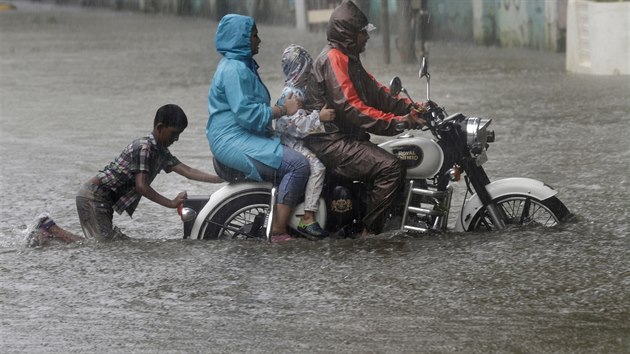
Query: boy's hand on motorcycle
173 191 187 208
319 104 336 122
283 92 301 116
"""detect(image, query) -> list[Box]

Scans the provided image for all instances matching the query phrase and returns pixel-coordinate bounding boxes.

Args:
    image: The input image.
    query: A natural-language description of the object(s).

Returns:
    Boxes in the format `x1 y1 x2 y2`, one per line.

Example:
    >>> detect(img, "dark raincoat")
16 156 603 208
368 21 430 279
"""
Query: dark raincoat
304 0 412 234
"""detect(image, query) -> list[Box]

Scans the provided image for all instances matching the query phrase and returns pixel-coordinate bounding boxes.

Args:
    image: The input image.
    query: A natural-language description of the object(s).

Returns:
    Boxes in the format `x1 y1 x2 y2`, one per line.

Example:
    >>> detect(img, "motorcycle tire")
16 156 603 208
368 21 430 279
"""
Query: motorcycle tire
197 191 271 240
468 195 571 231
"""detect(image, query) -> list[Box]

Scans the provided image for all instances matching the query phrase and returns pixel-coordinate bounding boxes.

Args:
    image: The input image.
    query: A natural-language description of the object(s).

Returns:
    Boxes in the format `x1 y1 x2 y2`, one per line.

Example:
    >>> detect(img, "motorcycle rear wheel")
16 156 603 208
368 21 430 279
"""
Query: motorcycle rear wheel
468 195 570 231
198 192 270 240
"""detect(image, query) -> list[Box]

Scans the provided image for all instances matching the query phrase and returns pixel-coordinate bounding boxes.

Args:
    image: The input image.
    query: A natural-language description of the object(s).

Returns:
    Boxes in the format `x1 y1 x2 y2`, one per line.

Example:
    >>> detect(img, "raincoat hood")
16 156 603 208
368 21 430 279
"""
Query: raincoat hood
281 44 313 90
215 14 256 67
326 0 369 56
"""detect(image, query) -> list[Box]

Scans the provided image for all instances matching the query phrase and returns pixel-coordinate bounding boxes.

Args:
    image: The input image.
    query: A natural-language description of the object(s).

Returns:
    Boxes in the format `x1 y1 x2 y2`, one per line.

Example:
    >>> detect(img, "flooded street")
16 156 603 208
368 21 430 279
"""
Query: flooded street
1 1 628 352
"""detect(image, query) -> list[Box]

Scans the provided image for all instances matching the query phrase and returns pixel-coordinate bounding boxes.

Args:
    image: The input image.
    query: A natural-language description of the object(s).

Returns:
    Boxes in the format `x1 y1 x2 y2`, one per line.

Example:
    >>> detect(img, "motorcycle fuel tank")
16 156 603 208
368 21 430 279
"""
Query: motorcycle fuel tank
379 135 444 179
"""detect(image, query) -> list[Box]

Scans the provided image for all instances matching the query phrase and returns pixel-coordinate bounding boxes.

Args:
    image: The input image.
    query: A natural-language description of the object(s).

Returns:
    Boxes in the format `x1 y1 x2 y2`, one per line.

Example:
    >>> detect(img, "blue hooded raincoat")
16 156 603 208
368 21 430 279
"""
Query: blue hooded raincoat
206 14 282 181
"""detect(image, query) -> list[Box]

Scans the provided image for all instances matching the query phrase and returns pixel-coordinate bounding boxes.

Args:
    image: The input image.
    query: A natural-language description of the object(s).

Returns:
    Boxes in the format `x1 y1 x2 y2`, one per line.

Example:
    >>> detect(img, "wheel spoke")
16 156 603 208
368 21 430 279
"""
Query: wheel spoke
221 207 266 238
531 204 556 226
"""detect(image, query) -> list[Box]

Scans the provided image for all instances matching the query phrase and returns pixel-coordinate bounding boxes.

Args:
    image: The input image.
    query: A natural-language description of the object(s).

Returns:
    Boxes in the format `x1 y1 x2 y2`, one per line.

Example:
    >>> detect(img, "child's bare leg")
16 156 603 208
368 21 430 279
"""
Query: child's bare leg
301 210 315 223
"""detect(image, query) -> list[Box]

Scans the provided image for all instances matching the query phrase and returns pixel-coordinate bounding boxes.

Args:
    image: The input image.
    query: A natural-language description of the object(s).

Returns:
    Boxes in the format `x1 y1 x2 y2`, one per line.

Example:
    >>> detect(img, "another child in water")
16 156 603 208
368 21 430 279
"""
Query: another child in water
275 44 336 238
27 104 223 246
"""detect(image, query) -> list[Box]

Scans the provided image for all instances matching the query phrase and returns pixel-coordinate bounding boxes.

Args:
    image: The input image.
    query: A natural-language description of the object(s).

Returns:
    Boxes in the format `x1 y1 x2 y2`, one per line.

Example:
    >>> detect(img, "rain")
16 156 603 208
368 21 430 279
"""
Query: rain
0 0 628 352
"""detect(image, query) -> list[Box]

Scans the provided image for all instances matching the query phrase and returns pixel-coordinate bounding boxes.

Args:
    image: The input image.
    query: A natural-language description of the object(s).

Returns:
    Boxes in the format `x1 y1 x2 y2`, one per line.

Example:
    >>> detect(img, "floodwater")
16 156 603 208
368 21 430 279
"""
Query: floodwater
1 1 628 352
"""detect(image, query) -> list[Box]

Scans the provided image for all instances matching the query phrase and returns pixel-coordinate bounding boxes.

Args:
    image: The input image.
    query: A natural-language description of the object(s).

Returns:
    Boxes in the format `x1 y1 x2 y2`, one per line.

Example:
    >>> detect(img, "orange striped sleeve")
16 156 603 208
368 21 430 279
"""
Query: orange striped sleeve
328 49 399 122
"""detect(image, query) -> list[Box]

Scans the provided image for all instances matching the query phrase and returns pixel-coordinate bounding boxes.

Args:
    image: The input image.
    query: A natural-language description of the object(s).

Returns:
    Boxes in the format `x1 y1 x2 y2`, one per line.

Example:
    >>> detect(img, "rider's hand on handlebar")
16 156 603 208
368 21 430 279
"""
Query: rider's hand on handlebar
406 108 428 128
422 100 437 110
417 100 438 111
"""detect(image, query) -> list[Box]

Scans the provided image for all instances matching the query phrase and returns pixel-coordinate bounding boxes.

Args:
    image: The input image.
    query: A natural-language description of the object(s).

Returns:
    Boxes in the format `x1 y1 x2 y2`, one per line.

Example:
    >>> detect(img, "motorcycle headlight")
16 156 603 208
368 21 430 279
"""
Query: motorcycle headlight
466 117 493 156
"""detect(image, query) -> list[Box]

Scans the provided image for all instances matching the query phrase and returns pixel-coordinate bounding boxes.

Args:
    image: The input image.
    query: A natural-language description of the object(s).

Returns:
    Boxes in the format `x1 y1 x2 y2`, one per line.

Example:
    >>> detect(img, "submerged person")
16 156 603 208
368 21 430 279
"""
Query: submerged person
304 0 431 237
206 14 309 242
26 104 223 246
275 44 336 239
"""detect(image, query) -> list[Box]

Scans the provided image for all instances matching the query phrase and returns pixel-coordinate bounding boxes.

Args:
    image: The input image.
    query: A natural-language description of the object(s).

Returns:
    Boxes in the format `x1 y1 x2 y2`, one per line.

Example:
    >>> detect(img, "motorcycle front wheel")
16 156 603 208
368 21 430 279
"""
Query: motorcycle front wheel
468 195 570 231
197 192 270 240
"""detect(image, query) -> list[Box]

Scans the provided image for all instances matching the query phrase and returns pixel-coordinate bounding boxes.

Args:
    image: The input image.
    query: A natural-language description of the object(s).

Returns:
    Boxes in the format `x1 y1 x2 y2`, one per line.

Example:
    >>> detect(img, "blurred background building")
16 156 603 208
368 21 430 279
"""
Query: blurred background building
15 0 629 74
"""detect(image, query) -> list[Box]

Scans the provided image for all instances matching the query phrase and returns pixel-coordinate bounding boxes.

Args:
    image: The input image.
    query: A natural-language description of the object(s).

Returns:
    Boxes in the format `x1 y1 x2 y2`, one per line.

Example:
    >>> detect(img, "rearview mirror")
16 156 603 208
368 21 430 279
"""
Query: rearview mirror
419 56 429 79
389 76 402 96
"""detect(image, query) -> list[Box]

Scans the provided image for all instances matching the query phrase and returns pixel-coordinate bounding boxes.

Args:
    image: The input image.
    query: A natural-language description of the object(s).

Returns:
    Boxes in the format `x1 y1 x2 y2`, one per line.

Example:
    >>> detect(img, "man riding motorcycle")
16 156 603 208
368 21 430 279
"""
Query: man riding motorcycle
304 0 429 236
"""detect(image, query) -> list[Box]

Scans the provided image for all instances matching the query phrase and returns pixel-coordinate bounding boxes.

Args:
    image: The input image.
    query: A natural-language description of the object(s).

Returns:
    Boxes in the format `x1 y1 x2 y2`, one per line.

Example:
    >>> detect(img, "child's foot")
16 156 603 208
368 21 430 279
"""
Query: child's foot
25 214 56 247
297 219 329 239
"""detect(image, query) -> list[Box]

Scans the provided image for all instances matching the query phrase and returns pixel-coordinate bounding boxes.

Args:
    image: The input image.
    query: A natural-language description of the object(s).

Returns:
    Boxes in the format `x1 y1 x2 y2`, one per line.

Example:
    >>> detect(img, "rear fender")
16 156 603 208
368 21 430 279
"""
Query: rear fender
454 177 558 232
189 182 273 239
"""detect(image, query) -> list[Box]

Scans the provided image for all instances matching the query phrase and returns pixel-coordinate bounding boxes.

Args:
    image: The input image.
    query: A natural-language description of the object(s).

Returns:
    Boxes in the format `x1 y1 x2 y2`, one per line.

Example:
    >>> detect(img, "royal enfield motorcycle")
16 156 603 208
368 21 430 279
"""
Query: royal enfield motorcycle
179 57 570 240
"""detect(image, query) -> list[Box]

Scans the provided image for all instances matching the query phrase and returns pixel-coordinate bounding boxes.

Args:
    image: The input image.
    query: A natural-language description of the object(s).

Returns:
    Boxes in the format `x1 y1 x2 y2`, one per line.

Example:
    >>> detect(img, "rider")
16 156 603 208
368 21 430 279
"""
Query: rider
304 0 431 237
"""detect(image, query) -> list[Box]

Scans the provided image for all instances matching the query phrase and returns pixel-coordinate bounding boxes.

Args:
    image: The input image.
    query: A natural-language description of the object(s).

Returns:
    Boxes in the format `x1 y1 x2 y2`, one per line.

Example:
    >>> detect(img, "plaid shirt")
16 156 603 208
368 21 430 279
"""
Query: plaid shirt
95 133 181 216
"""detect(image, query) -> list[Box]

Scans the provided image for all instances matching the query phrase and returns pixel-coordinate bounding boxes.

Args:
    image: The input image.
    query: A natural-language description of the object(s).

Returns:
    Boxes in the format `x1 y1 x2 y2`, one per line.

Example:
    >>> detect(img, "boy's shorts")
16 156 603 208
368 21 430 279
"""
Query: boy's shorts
76 182 128 240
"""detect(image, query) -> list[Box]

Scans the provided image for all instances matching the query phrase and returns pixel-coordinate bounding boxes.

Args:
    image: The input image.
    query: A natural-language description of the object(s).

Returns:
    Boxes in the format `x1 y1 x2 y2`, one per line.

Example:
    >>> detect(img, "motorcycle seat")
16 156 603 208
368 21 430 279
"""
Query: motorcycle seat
213 158 249 183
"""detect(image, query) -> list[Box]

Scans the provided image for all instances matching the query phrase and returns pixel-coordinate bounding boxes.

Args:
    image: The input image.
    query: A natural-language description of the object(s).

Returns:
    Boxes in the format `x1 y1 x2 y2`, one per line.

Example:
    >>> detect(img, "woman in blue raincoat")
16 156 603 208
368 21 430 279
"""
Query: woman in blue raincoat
207 14 308 241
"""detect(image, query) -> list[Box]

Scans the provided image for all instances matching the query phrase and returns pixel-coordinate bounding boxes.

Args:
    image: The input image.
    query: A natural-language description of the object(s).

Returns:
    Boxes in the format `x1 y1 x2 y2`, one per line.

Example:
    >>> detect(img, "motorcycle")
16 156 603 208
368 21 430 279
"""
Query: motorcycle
179 57 571 240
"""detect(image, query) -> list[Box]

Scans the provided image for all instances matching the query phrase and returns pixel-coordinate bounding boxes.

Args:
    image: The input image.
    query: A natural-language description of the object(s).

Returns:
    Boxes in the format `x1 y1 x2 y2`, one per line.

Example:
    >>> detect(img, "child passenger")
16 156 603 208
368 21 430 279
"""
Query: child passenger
275 44 335 239
26 104 223 246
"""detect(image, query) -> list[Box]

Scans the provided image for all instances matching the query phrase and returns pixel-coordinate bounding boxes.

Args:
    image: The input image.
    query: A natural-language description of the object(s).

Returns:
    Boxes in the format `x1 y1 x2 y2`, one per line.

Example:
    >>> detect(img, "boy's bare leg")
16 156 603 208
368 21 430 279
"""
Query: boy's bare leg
26 215 84 247
47 224 84 243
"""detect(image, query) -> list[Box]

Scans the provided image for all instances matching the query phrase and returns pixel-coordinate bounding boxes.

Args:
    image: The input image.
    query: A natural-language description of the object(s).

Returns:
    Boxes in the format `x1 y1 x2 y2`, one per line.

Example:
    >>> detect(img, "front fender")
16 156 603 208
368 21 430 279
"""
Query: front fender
454 177 558 232
189 182 273 239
